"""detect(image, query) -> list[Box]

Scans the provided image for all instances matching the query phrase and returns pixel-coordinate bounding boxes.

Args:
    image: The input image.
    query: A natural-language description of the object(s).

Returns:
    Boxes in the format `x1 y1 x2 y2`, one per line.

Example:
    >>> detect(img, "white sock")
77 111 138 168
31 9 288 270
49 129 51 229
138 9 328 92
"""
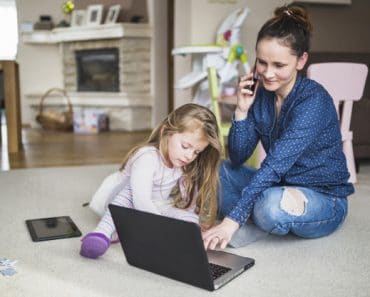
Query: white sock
93 210 116 240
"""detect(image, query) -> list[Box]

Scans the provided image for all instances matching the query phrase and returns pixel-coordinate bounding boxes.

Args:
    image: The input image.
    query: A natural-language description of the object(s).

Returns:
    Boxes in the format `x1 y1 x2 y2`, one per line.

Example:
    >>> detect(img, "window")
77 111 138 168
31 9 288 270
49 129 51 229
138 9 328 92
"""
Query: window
0 0 18 60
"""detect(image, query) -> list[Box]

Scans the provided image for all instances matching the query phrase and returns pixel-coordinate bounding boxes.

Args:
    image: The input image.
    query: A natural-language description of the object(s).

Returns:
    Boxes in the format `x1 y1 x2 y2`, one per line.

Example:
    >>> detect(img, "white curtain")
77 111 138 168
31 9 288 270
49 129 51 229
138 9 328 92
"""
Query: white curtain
0 0 18 60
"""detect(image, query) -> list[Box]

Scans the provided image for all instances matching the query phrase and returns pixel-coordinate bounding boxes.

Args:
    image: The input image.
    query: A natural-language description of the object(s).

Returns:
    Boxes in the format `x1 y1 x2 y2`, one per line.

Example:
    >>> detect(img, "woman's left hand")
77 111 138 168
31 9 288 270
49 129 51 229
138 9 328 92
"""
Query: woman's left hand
202 217 239 250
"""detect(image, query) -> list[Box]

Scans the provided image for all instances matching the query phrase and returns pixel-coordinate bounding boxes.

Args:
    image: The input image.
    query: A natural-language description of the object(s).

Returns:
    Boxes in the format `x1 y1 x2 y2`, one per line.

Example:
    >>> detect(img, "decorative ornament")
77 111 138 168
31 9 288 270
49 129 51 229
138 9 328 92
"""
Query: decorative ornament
223 30 231 42
62 1 75 14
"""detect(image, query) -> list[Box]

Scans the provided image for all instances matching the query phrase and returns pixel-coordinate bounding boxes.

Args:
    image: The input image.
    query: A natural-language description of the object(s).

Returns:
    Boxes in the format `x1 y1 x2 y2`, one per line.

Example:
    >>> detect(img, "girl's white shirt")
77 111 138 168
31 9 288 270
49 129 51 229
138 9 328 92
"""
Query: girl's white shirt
89 146 183 217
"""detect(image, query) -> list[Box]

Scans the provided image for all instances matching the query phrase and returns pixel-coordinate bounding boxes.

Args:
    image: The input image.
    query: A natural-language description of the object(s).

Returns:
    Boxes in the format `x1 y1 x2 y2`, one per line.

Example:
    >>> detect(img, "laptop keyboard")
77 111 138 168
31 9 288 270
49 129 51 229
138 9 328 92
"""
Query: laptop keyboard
209 263 231 280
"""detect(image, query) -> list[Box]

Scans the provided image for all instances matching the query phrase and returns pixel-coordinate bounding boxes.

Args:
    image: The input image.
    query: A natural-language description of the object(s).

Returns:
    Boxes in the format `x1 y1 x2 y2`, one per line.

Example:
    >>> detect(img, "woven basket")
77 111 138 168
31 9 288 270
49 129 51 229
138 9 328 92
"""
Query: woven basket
36 88 74 131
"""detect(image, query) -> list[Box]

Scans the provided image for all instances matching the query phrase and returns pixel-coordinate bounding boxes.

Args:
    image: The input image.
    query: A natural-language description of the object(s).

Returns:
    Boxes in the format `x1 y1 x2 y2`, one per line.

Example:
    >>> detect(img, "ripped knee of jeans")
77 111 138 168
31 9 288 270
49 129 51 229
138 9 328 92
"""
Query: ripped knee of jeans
279 187 308 216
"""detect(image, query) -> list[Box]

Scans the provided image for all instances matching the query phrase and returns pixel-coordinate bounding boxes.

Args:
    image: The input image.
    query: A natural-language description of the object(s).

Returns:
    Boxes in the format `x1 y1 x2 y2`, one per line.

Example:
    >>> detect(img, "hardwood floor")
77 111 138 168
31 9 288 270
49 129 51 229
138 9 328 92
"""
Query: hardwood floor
0 126 151 171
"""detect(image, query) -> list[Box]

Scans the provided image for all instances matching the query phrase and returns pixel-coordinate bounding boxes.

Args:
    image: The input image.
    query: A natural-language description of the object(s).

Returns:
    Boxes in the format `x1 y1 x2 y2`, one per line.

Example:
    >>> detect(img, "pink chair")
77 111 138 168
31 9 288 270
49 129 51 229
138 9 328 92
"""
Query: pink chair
307 62 368 183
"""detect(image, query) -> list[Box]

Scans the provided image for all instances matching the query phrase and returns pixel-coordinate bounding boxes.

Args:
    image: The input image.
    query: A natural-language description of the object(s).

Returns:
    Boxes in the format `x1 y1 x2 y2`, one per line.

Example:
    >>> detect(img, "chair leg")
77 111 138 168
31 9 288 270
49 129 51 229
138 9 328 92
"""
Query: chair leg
343 140 357 184
355 159 360 173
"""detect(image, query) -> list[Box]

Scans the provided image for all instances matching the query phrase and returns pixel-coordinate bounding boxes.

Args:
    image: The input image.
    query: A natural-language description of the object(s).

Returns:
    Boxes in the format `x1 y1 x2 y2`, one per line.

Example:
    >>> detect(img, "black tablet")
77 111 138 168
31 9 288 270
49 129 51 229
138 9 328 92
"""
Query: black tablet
26 216 82 242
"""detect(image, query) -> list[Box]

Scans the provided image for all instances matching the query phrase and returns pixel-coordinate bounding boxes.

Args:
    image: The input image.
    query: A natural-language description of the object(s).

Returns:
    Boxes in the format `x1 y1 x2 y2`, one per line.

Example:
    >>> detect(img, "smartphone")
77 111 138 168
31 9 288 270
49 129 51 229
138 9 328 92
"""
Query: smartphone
244 65 259 94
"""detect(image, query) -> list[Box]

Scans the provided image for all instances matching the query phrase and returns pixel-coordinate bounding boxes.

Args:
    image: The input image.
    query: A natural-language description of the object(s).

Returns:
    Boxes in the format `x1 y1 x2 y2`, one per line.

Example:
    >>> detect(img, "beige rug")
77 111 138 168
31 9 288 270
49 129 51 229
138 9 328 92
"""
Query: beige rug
0 164 369 297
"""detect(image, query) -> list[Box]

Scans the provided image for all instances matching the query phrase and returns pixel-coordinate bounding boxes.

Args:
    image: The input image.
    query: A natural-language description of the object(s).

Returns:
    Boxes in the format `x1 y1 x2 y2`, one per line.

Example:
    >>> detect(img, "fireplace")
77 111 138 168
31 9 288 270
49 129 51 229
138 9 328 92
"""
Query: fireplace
23 26 152 131
62 38 151 94
76 48 119 92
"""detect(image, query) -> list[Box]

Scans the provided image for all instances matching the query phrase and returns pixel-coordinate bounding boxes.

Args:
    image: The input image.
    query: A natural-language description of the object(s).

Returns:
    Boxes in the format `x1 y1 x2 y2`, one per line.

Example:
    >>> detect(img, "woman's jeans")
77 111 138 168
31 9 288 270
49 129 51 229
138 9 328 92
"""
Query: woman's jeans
220 161 348 239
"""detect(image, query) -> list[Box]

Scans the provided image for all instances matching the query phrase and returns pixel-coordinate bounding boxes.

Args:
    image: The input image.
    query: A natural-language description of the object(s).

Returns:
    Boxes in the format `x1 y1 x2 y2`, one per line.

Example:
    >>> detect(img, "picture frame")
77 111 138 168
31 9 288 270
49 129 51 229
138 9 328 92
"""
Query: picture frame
104 4 121 24
70 10 86 27
86 4 103 26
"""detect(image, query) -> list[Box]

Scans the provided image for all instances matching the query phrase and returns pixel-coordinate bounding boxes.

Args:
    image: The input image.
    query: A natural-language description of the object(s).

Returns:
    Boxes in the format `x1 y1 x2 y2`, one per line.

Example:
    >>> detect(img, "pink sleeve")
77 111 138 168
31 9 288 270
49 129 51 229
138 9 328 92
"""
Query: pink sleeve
130 151 161 215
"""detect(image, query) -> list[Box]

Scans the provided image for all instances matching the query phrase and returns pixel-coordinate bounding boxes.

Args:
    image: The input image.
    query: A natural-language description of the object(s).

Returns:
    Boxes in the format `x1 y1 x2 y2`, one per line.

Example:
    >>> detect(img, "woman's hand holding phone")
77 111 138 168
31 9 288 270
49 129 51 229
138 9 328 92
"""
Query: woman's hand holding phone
235 69 259 121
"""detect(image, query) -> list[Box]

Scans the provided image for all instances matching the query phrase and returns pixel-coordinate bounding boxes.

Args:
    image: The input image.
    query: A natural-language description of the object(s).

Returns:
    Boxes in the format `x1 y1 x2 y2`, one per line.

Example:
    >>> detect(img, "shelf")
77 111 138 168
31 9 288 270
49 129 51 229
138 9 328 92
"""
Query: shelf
21 23 152 44
172 45 222 56
297 0 350 3
26 92 152 107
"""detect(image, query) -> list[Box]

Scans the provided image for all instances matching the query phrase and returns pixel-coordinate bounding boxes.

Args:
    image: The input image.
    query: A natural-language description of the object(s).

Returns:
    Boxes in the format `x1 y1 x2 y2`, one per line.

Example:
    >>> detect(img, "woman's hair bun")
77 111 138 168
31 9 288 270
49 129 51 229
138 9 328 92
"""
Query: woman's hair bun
274 4 313 35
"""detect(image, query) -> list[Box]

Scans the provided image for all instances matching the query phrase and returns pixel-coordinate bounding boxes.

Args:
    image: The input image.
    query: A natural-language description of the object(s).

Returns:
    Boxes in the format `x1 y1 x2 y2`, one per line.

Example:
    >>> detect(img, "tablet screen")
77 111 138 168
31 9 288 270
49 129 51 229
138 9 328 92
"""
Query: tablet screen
26 216 82 242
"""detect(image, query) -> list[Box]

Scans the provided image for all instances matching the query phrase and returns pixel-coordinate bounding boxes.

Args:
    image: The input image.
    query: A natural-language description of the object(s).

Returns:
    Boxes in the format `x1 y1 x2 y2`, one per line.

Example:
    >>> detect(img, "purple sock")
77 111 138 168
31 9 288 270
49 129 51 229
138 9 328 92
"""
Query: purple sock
80 232 110 259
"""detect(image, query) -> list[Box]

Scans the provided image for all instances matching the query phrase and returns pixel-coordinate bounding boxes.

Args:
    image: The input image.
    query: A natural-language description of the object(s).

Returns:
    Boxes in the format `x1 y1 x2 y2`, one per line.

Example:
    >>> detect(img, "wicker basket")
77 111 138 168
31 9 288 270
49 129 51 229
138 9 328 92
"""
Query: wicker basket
36 88 74 131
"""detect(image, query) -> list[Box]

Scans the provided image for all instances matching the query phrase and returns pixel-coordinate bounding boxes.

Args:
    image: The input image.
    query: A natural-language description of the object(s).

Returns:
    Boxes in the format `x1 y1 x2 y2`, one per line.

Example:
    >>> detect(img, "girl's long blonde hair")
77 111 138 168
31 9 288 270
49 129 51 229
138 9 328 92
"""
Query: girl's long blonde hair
119 103 222 228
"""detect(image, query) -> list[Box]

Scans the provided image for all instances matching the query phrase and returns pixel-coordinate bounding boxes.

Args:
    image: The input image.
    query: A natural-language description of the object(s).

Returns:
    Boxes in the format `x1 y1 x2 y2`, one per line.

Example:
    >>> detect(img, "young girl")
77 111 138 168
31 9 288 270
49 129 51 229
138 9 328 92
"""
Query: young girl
81 103 222 258
203 4 354 249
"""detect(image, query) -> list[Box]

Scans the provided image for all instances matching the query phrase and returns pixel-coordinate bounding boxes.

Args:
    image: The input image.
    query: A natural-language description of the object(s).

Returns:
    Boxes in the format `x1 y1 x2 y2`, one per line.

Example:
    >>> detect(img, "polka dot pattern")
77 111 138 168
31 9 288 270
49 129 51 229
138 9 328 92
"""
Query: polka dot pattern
227 75 355 225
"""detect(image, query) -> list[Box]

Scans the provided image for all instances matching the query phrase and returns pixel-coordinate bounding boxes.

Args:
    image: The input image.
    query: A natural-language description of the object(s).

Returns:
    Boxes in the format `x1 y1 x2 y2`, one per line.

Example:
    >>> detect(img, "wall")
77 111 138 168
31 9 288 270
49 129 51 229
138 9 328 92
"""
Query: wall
16 0 65 125
173 0 289 108
173 0 192 109
301 0 370 52
74 0 148 22
147 0 169 126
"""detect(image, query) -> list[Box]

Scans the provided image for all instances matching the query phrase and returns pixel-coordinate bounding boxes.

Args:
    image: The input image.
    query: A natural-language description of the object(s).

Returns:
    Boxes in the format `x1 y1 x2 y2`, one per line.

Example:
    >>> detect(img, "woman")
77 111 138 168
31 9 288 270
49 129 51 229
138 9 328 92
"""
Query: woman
203 4 354 249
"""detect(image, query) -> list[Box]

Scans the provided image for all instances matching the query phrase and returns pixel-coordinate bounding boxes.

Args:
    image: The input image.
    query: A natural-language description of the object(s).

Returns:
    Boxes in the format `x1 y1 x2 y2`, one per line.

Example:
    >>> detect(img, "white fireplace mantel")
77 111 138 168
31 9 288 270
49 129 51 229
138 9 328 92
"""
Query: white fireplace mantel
21 23 152 44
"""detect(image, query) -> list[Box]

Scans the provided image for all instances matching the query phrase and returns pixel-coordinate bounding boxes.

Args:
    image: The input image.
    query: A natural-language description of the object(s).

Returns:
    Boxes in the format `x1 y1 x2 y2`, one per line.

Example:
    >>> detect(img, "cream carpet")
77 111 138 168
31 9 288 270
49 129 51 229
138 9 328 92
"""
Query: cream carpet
0 164 369 297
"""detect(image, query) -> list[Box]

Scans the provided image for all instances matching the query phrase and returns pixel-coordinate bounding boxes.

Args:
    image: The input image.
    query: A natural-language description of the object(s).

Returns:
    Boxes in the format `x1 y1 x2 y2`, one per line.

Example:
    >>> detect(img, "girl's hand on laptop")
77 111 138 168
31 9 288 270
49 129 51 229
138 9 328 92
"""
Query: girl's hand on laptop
202 218 239 250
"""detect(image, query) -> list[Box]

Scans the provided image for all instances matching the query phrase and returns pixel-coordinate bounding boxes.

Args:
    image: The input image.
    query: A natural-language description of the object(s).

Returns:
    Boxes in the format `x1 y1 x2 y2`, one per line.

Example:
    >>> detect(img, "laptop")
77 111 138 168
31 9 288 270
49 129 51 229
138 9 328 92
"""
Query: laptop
109 204 255 291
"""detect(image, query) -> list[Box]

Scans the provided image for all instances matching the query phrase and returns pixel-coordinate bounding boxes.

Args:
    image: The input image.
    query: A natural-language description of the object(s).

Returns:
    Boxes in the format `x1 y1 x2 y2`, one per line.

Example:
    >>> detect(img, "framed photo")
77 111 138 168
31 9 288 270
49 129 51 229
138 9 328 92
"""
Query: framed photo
104 5 121 24
86 4 103 26
70 10 86 27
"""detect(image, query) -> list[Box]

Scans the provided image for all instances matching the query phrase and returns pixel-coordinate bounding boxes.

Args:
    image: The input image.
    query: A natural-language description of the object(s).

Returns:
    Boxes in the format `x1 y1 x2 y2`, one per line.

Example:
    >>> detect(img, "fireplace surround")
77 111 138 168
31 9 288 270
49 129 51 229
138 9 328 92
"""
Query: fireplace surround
23 23 152 131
